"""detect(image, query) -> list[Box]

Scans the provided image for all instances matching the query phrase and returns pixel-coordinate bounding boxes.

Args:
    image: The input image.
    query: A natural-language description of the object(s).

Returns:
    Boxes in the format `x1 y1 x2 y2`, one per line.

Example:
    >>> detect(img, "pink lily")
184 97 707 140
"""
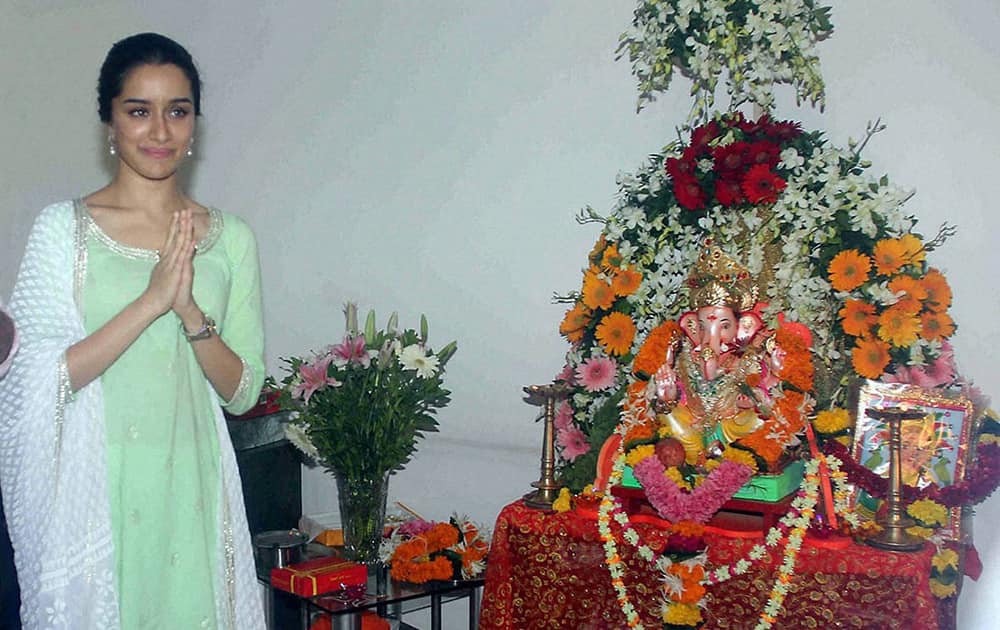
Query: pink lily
330 334 371 368
293 356 341 403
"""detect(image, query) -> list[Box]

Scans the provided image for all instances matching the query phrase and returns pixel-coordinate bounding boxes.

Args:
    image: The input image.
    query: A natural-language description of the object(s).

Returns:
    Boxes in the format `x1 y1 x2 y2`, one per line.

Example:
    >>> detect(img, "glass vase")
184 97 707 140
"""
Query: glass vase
335 471 390 564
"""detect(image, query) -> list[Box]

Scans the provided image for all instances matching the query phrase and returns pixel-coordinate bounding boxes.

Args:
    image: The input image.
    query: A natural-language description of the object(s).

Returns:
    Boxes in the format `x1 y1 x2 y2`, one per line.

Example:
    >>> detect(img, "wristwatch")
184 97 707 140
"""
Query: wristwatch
181 314 217 342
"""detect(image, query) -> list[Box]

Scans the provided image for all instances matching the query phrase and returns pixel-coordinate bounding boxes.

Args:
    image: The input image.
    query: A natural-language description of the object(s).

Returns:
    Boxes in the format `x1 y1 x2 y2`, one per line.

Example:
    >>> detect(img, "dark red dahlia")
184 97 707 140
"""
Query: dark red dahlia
713 177 745 207
665 154 697 180
741 164 787 204
689 120 721 156
765 120 804 142
673 175 707 210
748 140 781 168
738 113 772 137
712 141 752 175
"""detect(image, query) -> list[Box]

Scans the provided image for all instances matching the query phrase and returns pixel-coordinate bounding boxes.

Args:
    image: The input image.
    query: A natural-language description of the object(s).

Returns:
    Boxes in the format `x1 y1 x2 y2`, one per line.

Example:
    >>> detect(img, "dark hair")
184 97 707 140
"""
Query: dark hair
97 33 202 123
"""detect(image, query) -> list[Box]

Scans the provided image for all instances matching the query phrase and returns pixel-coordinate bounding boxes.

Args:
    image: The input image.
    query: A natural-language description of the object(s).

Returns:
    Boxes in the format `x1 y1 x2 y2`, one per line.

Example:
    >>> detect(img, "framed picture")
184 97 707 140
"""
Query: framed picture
852 380 974 540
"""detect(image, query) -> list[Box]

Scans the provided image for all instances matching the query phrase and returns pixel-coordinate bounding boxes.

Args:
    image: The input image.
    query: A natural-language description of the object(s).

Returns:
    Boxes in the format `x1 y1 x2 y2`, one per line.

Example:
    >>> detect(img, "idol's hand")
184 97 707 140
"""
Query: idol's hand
141 210 194 316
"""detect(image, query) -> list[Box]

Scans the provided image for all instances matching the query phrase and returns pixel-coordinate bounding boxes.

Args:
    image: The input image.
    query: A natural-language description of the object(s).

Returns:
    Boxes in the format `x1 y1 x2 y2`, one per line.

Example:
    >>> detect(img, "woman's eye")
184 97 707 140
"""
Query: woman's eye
128 108 148 117
170 107 190 118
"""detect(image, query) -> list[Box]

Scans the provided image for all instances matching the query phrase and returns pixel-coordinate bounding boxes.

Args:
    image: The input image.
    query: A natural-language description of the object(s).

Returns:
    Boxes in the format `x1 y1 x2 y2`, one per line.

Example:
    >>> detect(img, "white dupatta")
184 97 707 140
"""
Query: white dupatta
0 201 264 629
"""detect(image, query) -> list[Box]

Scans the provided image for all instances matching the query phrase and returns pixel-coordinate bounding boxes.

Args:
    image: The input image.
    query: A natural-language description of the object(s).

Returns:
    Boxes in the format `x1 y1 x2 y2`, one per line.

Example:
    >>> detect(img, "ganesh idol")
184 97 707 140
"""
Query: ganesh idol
650 245 801 466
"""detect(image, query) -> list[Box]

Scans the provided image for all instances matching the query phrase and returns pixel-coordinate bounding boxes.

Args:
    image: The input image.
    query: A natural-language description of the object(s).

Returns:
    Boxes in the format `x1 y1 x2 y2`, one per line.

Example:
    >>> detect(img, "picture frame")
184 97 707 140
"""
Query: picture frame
852 380 974 540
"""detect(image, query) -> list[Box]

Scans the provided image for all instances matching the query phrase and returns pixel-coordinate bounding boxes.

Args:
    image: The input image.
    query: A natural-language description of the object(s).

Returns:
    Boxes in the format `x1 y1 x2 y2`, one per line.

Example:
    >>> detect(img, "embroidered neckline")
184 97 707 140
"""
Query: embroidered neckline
75 198 223 261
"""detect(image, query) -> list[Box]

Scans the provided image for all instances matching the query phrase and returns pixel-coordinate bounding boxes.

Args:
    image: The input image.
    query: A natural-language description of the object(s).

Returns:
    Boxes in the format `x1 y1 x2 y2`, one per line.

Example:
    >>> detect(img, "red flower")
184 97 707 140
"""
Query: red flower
714 177 745 207
741 164 787 204
725 111 747 129
737 113 771 136
748 140 781 168
665 154 697 180
689 121 721 155
673 175 707 210
713 141 752 174
765 120 803 142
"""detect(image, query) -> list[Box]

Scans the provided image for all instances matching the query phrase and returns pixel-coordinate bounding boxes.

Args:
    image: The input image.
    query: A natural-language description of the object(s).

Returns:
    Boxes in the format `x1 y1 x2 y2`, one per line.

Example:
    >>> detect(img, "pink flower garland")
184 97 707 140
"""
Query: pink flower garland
632 457 754 523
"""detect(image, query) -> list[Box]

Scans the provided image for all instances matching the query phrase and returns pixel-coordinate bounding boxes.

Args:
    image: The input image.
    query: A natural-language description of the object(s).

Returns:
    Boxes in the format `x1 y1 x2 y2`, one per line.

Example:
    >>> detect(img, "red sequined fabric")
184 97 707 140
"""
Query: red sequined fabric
480 501 941 629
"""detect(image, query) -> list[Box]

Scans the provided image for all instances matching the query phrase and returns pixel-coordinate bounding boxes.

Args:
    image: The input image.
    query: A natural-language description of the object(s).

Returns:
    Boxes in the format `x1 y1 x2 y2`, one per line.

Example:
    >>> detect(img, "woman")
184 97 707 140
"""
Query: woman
0 33 266 629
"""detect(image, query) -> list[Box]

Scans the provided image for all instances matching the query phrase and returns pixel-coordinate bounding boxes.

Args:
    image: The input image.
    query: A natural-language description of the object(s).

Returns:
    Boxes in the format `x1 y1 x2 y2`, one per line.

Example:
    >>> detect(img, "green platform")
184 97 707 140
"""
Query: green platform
621 459 804 503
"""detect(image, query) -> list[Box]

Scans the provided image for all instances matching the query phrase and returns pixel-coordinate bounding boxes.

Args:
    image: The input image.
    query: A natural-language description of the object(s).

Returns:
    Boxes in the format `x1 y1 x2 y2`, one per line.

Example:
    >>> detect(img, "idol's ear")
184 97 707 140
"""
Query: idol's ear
678 311 700 345
736 312 764 345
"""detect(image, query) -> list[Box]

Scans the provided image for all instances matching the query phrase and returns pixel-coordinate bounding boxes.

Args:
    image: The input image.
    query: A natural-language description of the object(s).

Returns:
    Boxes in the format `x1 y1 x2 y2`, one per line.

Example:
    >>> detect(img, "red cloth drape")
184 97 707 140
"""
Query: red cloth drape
480 500 942 629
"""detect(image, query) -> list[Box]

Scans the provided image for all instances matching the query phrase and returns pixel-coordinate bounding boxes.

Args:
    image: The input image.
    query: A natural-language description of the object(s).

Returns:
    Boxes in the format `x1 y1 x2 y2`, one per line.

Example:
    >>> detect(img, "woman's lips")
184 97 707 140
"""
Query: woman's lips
141 147 174 159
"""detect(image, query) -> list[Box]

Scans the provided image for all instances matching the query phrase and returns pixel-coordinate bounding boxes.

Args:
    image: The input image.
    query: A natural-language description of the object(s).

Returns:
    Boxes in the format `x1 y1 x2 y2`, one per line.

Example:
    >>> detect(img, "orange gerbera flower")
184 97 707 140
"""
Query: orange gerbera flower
611 266 642 297
898 233 926 265
838 299 877 337
601 244 623 271
852 337 891 379
888 275 928 312
582 270 615 311
559 303 591 342
921 269 952 313
827 249 872 292
595 312 636 356
872 238 909 276
877 303 922 347
920 311 955 341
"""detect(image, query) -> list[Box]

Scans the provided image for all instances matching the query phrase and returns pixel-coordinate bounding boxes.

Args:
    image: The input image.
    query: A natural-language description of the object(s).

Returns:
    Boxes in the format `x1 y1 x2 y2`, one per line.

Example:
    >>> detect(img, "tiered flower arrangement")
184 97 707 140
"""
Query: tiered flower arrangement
554 110 949 490
378 515 490 583
551 0 1000 625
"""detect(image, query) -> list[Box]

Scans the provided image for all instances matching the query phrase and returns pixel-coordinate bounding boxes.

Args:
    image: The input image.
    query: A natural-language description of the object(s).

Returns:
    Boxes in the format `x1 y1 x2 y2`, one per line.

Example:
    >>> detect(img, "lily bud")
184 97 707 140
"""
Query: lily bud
387 311 399 335
364 309 377 344
436 340 458 365
344 302 359 335
420 314 429 342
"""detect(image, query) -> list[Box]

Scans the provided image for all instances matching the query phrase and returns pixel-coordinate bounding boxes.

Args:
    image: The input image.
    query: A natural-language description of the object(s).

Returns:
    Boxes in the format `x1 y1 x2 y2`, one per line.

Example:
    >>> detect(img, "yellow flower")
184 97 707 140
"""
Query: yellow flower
626 445 655 466
721 447 759 473
665 466 693 491
834 435 852 447
981 434 1000 446
663 602 703 626
907 499 949 527
581 484 595 497
905 525 934 539
813 408 852 434
929 580 957 599
552 487 573 513
931 548 960 572
877 303 922 347
703 458 721 472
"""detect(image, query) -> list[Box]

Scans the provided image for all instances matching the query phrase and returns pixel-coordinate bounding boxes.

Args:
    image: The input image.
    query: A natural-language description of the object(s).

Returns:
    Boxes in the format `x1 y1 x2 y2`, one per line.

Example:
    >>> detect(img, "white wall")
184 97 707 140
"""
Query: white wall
2 1 998 627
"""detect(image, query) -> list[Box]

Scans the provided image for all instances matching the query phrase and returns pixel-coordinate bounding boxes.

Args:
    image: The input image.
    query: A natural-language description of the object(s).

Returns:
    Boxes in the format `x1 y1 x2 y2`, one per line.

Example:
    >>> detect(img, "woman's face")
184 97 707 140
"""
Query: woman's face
108 63 195 182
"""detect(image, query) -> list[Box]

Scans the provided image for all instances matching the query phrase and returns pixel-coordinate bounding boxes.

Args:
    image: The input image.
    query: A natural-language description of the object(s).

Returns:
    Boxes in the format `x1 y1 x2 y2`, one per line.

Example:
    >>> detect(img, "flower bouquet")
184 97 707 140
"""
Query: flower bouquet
379 514 490 584
274 303 457 562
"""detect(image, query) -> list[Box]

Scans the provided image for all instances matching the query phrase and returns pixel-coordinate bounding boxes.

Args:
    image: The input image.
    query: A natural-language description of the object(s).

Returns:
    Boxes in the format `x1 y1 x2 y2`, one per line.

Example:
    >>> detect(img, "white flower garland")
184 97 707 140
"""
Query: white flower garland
598 426 861 628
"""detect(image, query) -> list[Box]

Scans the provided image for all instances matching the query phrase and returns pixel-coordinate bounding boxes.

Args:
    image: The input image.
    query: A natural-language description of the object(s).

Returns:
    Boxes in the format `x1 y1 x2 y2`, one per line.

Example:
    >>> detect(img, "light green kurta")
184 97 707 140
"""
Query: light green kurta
81 207 265 629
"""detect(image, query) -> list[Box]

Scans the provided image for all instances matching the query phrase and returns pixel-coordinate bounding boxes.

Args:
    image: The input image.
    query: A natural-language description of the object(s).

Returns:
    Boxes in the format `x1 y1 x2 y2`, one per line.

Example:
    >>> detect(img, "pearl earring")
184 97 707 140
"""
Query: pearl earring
186 137 194 157
108 134 117 156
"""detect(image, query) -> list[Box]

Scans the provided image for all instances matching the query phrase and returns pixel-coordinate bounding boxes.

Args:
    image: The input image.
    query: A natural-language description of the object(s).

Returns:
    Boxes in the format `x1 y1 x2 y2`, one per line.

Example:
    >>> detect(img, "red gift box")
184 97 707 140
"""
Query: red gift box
271 556 368 597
